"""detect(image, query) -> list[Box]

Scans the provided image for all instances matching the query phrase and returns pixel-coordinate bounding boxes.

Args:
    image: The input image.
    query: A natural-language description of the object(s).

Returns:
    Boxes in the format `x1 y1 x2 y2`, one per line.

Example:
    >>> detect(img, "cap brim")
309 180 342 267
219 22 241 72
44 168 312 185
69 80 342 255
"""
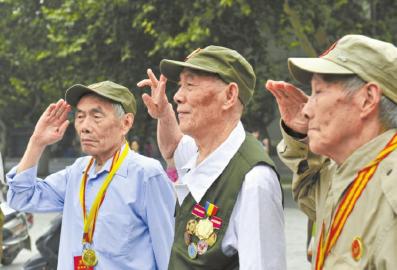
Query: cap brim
65 84 96 107
288 58 354 85
160 59 219 83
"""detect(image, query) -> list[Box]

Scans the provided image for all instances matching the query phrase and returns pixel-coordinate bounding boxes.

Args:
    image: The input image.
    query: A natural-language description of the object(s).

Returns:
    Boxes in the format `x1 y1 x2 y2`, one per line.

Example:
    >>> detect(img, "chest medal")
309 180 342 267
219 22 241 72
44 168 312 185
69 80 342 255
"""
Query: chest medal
185 201 223 259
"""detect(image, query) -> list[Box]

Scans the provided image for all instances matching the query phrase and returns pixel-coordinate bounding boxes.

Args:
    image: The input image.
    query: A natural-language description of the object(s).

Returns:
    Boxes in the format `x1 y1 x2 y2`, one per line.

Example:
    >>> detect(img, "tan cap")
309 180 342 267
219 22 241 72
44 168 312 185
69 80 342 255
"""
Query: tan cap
288 35 397 104
65 80 137 114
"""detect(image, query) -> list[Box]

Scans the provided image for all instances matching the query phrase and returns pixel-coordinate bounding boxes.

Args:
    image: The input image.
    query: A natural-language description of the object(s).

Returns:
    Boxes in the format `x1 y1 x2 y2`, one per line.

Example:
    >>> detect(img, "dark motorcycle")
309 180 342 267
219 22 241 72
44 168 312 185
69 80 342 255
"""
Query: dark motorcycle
23 214 61 270
1 202 32 265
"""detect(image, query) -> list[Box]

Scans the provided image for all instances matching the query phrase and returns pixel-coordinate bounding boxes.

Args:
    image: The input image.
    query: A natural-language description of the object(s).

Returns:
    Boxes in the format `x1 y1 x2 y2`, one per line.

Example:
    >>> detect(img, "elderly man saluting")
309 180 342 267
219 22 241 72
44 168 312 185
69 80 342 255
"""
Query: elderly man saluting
6 81 175 269
138 46 286 269
267 35 397 269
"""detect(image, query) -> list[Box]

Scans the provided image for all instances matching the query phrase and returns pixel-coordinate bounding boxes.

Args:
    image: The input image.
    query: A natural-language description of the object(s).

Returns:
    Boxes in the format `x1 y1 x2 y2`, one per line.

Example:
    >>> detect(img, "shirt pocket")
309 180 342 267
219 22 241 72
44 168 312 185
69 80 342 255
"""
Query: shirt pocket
93 212 135 256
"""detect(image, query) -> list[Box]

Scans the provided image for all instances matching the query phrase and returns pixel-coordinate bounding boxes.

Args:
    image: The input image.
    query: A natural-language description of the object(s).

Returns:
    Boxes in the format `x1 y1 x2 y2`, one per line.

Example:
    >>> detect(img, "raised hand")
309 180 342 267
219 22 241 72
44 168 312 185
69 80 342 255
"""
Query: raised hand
137 69 171 120
265 80 309 135
31 99 71 147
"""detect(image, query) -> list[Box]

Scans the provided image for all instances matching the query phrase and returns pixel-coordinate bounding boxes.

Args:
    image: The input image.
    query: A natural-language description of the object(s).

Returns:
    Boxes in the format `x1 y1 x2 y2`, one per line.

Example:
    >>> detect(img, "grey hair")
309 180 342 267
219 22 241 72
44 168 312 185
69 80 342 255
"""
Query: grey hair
112 103 126 118
319 74 397 129
379 96 397 129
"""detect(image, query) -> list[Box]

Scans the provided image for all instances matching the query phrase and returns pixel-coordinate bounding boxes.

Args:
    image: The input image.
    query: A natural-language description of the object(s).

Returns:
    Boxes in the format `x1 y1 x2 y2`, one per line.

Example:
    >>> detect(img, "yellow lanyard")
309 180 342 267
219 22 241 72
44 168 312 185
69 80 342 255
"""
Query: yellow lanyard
79 142 129 244
315 132 397 269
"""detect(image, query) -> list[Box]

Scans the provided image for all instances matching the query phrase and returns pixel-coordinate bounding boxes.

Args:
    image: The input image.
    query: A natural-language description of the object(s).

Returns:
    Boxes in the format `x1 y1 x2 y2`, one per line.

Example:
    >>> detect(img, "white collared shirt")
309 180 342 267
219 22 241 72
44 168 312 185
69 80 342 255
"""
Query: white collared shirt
174 122 286 270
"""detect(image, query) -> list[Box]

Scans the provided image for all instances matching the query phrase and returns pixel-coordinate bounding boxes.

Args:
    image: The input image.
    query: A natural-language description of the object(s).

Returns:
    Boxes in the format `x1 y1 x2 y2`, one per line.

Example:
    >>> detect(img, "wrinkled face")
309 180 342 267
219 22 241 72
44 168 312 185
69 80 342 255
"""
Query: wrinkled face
173 69 227 137
74 95 126 160
303 75 362 157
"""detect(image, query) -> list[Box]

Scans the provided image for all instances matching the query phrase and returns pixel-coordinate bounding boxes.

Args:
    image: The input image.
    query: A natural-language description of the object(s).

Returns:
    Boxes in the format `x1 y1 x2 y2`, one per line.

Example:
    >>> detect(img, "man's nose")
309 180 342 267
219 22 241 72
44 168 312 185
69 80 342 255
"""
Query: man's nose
77 118 92 133
302 97 313 120
173 87 184 104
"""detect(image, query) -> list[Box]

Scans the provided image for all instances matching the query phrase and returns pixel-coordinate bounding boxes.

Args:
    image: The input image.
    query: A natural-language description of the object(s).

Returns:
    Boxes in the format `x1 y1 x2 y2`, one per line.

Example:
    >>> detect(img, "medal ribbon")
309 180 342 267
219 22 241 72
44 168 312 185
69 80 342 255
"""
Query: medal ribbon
315 132 397 270
79 142 129 244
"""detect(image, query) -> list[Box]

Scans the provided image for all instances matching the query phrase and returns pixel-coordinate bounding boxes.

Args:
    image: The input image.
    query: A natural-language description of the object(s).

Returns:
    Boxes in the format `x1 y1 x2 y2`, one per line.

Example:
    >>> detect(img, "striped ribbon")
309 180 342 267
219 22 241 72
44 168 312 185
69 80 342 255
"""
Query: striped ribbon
315 132 397 270
79 142 129 244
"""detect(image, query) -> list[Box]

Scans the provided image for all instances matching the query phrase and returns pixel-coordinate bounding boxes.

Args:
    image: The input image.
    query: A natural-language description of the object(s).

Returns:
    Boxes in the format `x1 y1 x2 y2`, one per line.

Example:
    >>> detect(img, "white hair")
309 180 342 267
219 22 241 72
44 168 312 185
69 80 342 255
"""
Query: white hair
112 103 126 118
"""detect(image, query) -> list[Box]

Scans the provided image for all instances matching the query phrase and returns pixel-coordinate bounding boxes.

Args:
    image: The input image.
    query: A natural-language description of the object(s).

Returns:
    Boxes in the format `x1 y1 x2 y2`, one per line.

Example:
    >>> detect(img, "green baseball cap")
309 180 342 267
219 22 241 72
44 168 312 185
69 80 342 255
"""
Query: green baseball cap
65 80 137 114
288 34 397 104
160 45 256 105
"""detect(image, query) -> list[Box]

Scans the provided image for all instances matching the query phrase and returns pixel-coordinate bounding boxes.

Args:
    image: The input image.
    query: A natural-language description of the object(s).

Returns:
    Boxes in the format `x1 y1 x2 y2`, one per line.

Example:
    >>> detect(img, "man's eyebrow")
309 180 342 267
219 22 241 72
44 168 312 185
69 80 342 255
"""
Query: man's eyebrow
75 106 105 114
91 107 105 114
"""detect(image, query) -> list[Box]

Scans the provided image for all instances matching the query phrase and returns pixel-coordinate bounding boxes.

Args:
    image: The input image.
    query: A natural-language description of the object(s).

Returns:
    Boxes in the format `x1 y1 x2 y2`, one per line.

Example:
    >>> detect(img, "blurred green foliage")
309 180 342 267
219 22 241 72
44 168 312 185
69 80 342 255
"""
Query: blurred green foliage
0 0 396 154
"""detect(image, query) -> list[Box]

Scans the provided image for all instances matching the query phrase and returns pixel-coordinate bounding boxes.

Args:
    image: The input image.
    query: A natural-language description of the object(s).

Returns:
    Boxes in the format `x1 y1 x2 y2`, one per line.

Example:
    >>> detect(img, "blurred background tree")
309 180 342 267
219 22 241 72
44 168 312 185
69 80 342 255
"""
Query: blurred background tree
0 0 396 159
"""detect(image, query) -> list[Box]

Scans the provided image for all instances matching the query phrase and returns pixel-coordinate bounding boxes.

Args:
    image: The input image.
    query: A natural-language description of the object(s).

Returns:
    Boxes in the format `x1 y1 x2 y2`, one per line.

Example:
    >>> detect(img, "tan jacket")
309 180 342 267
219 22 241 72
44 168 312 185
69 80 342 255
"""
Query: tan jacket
278 127 397 269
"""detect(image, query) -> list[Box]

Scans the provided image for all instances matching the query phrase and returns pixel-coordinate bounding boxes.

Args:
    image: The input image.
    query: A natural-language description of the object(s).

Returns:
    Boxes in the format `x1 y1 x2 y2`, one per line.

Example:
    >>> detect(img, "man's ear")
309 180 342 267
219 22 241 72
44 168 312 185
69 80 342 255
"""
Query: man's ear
122 113 134 135
360 82 382 118
222 82 239 110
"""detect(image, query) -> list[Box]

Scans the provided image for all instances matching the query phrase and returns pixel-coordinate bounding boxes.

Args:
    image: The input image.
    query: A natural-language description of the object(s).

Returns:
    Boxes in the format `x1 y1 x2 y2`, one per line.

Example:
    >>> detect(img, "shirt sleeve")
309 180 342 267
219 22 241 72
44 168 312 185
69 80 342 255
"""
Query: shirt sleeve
144 170 176 270
222 165 286 270
6 165 67 212
278 121 327 220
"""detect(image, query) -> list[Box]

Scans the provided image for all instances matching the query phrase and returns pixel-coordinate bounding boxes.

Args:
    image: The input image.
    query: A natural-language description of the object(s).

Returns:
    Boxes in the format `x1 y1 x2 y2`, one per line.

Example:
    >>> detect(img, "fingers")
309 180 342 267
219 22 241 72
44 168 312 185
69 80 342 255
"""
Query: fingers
137 79 152 88
50 100 70 120
142 93 159 119
137 68 158 88
156 75 168 103
57 120 70 137
283 82 309 102
147 69 159 89
265 80 285 100
142 93 154 108
265 80 308 102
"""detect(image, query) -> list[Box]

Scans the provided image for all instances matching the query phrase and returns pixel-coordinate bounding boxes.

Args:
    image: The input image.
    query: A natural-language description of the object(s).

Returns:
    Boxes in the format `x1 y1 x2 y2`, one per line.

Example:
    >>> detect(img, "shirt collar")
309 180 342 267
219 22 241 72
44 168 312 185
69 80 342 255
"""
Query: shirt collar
178 121 246 203
82 143 129 179
326 129 397 216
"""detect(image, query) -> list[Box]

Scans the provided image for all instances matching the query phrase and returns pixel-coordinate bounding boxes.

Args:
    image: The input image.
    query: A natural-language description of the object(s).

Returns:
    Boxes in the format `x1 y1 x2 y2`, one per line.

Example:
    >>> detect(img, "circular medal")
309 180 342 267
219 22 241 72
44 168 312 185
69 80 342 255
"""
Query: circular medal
351 237 363 261
188 242 198 259
206 232 217 247
195 219 214 240
186 219 197 235
184 231 192 246
82 248 98 267
197 240 208 255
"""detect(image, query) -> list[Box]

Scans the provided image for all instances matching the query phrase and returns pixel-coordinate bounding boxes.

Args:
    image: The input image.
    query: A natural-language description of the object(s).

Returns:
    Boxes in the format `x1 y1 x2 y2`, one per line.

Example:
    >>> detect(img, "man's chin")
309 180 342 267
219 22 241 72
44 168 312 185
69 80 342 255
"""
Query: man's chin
80 146 96 156
308 141 326 157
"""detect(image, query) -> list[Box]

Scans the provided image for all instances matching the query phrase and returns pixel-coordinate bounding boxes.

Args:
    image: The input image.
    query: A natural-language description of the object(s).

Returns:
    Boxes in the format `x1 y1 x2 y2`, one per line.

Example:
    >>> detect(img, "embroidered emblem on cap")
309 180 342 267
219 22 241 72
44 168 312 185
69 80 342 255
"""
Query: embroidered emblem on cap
351 236 363 261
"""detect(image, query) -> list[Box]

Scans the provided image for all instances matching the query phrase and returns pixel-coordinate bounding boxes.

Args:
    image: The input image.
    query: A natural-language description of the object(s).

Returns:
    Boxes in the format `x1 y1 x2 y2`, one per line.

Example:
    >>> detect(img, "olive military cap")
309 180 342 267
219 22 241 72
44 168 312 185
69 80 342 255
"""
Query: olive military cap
288 34 397 104
65 80 137 114
160 45 256 106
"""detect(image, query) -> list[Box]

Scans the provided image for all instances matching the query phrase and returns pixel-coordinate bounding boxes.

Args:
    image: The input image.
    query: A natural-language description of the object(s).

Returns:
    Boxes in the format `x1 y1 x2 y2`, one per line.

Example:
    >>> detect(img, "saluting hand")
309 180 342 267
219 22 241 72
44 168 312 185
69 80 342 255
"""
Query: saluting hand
265 80 309 135
137 69 172 120
31 99 71 147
